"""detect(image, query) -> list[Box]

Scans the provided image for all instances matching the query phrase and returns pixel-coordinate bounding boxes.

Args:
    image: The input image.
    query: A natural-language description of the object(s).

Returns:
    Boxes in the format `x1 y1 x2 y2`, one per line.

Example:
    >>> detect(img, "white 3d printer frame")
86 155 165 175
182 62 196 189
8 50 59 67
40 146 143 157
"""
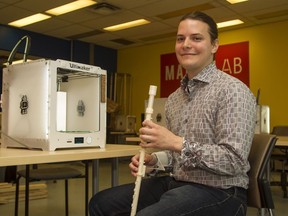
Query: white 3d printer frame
1 59 106 151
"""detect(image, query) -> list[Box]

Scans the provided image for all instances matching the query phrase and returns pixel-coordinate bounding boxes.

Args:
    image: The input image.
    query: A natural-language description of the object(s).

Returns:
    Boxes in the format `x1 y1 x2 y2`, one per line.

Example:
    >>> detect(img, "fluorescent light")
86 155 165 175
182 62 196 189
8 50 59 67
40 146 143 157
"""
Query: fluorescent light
8 13 51 27
217 19 244 28
46 0 97 16
104 19 150 31
226 0 248 4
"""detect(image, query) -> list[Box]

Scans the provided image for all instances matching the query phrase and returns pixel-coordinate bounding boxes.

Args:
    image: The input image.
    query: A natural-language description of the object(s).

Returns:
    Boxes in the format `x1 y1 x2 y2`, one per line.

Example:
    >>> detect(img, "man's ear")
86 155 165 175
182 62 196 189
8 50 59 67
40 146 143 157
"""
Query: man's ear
212 39 219 54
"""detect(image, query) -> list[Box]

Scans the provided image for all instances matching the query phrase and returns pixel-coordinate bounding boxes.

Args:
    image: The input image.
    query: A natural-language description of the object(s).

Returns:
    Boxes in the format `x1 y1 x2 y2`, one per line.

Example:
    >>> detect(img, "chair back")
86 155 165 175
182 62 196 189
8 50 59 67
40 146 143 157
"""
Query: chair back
247 134 277 208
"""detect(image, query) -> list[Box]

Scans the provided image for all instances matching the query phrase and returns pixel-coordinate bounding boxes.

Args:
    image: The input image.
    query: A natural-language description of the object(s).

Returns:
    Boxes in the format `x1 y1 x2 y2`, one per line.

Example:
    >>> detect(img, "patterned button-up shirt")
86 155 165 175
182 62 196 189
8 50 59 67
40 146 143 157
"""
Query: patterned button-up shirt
162 62 256 189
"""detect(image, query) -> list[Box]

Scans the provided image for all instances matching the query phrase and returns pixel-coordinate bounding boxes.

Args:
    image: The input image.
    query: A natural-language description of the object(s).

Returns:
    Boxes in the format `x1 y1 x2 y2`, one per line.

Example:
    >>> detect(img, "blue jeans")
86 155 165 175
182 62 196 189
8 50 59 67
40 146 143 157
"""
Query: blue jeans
89 176 247 216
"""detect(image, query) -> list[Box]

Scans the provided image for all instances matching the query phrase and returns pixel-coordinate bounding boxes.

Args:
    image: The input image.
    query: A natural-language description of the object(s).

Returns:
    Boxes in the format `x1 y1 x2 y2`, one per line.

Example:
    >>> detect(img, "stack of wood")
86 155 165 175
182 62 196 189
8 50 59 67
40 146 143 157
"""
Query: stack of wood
0 182 48 204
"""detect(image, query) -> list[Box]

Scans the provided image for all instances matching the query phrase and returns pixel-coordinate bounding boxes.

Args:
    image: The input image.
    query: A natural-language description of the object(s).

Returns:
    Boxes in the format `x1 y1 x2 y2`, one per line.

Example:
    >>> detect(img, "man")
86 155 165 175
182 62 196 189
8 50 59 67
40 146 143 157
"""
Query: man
89 11 256 216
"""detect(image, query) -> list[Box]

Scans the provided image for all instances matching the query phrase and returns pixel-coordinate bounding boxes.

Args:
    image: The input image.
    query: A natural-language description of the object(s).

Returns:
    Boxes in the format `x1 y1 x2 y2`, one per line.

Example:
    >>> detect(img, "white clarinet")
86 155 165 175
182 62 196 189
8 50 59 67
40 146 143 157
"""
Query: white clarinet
130 85 157 216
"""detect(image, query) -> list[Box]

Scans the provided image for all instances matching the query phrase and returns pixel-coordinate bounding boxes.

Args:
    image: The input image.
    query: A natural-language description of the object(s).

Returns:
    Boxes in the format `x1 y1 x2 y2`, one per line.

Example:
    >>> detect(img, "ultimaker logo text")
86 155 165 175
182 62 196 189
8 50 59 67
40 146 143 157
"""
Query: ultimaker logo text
69 63 91 71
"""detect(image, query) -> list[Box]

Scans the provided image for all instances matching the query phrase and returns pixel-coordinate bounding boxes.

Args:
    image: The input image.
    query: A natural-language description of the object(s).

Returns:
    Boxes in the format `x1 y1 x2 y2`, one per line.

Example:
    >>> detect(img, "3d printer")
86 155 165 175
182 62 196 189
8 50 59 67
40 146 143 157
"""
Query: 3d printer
1 59 106 151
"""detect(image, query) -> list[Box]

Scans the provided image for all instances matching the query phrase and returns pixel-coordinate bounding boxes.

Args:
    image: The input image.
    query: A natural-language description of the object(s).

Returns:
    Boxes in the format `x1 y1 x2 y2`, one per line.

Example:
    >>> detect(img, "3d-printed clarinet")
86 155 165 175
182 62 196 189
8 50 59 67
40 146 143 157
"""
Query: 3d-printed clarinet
130 85 157 216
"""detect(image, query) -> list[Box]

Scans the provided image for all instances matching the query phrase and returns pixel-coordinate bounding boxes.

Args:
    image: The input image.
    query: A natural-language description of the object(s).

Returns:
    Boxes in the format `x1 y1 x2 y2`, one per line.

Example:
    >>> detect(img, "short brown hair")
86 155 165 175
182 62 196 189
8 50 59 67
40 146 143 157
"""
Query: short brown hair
180 11 218 44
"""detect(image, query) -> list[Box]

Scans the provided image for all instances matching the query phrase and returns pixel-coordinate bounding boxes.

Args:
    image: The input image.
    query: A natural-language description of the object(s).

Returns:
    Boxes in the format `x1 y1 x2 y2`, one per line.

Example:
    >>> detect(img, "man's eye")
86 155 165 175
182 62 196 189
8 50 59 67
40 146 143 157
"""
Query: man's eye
193 37 202 41
176 37 185 42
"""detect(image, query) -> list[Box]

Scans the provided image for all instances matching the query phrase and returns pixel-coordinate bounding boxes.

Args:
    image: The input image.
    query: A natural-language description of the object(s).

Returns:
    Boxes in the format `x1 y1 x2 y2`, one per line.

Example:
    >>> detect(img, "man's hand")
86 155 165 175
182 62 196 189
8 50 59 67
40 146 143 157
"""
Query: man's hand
129 153 156 177
139 120 183 153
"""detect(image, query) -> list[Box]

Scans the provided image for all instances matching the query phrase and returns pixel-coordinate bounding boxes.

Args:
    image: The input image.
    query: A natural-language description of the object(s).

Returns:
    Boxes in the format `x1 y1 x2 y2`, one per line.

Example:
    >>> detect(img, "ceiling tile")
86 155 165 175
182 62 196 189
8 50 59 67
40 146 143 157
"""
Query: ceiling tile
0 0 20 4
22 18 71 34
14 0 73 11
0 6 33 23
0 0 287 50
44 24 95 38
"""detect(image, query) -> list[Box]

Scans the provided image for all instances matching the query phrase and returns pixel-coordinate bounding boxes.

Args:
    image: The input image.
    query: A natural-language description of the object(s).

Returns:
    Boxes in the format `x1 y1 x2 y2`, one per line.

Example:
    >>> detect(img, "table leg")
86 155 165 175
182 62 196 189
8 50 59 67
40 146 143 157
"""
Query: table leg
25 165 29 216
84 161 89 216
111 158 119 187
92 159 99 195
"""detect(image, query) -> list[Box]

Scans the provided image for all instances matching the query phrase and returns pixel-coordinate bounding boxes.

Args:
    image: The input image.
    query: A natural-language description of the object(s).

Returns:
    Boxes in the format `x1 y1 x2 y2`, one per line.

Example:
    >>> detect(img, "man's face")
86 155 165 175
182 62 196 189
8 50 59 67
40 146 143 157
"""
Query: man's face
175 19 218 79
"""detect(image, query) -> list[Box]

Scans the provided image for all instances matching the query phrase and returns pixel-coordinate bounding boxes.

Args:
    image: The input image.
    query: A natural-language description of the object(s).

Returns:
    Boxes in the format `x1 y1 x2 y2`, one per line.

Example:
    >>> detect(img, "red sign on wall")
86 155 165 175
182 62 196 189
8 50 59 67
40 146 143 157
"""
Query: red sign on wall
160 41 249 97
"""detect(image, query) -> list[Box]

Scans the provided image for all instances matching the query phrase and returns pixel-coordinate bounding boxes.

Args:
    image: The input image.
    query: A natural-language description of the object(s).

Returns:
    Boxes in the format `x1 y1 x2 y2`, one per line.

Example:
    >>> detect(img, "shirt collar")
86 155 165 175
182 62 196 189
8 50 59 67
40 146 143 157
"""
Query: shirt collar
180 62 219 91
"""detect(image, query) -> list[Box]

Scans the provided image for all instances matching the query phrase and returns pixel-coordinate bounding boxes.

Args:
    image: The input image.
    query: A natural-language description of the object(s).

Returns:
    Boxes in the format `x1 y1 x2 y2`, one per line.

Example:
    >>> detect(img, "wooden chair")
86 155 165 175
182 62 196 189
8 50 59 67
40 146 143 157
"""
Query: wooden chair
14 161 89 216
270 126 288 198
247 134 277 216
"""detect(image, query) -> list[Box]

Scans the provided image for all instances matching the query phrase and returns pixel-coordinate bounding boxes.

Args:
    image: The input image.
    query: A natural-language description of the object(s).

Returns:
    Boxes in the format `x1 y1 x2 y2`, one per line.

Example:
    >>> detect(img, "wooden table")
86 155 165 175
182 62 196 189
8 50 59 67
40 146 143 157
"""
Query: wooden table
0 144 141 215
109 131 138 143
275 136 288 147
126 136 141 142
0 144 140 166
0 144 140 190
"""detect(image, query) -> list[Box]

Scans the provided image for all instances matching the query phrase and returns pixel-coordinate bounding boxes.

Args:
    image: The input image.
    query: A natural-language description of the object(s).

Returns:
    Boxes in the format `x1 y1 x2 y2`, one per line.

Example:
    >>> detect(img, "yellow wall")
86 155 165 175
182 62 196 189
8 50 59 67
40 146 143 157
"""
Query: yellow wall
118 20 288 130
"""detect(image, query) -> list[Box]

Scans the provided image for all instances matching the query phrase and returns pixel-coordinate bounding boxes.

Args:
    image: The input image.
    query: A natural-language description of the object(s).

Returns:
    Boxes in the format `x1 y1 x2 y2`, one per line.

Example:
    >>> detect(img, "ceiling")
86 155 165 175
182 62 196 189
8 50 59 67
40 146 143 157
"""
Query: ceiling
0 0 288 50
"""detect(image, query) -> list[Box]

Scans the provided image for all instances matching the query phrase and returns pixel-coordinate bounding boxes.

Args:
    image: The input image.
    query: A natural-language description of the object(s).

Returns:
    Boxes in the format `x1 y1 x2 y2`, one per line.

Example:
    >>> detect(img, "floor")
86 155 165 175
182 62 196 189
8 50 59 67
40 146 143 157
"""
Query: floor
0 159 287 216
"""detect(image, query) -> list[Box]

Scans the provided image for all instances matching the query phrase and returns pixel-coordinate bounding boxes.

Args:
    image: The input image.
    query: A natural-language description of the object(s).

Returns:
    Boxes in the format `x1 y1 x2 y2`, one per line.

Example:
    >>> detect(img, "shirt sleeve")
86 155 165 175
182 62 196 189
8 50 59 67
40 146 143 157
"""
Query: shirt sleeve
179 82 256 176
179 139 203 168
150 151 174 173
